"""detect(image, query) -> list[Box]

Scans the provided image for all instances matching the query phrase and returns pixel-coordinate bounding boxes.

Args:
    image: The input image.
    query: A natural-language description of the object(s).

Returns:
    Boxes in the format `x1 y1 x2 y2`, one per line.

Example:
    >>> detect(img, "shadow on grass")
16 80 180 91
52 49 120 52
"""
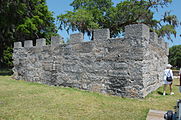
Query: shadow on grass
157 91 163 95
0 68 13 76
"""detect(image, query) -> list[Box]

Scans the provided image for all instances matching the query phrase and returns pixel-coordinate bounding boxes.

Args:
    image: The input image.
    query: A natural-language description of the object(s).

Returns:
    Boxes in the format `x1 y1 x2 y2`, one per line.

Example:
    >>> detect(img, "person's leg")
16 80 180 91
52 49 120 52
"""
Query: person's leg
163 84 167 95
170 83 174 95
169 84 172 93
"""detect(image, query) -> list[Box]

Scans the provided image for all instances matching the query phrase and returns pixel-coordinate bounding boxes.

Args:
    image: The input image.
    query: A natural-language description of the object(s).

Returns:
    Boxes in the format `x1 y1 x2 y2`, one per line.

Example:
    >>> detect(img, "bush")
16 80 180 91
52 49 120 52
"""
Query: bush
169 45 181 68
2 47 13 67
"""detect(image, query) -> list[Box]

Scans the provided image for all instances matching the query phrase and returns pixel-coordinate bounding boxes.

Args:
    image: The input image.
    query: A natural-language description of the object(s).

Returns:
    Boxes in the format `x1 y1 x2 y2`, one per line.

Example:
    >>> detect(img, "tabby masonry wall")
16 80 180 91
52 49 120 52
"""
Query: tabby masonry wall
12 24 169 98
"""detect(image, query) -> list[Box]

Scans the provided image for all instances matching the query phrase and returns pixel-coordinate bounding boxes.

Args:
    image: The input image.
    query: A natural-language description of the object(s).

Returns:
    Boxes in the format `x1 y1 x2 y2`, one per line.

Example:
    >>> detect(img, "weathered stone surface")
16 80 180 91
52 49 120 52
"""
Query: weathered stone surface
24 40 33 48
70 33 83 43
93 29 110 40
146 109 166 120
12 24 168 98
51 36 64 46
36 38 46 47
14 42 22 48
125 24 150 40
150 32 158 44
165 42 169 56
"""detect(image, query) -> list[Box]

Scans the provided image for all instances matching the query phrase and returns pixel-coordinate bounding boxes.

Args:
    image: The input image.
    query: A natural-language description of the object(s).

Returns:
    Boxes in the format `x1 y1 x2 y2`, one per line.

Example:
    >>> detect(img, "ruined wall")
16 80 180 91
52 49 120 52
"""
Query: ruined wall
12 24 169 98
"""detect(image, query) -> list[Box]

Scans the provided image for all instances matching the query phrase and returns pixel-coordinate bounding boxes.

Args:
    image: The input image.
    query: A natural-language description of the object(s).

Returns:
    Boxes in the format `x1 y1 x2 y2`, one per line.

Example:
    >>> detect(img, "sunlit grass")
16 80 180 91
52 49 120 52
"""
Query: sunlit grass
0 75 180 120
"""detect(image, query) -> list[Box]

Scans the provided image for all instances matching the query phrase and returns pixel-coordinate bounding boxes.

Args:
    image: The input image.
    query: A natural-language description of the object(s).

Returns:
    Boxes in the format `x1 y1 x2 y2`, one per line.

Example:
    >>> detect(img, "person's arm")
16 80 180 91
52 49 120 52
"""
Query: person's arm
170 70 174 79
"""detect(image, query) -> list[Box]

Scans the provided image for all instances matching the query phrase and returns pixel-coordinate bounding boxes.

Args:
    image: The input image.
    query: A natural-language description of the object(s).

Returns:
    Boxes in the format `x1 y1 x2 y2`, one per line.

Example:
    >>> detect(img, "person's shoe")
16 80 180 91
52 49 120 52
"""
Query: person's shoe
163 92 166 96
170 92 174 95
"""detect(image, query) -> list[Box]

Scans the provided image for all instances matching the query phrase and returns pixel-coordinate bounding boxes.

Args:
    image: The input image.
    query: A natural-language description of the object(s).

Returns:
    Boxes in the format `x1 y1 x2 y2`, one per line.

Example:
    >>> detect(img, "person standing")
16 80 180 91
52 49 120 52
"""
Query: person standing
163 64 174 95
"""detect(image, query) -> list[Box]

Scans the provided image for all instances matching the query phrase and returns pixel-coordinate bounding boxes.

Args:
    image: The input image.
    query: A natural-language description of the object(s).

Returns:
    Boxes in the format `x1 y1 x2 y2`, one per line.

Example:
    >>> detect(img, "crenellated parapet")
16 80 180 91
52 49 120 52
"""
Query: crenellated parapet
13 24 168 53
12 24 169 98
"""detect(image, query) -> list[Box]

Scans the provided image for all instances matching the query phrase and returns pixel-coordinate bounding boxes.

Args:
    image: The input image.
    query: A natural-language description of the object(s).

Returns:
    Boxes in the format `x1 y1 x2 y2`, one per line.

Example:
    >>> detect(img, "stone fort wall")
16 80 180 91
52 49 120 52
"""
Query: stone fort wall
12 24 169 98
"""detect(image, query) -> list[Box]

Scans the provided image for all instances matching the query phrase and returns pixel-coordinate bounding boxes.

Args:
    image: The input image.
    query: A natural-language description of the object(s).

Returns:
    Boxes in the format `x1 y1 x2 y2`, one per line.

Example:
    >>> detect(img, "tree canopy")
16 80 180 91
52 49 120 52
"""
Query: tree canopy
0 0 57 67
58 0 180 39
169 45 181 68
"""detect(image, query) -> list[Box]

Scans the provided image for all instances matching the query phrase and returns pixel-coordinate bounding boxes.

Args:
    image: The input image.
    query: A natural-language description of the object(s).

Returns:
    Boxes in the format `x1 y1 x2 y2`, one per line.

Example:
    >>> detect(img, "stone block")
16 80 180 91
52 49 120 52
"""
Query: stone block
13 59 19 65
24 40 33 48
125 24 150 40
165 42 169 56
158 37 165 48
43 62 52 71
51 36 64 46
150 32 158 44
113 62 128 69
93 29 110 41
90 84 102 92
108 70 128 77
72 41 94 53
36 38 46 47
69 33 83 43
14 42 22 48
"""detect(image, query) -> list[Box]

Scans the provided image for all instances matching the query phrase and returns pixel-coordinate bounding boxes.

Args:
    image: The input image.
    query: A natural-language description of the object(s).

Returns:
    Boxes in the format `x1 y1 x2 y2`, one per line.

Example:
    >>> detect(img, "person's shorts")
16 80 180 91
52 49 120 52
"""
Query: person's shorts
163 80 172 85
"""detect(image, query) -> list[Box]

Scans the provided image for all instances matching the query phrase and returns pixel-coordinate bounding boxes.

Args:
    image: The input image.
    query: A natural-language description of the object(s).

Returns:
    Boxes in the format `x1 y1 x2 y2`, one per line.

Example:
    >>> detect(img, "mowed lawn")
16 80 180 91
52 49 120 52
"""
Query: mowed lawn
0 75 180 120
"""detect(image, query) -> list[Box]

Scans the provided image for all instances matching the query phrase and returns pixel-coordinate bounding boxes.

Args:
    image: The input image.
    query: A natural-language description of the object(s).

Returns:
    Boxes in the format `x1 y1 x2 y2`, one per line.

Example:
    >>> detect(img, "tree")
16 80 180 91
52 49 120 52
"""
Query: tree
58 0 180 39
169 45 181 68
0 0 57 67
58 0 113 36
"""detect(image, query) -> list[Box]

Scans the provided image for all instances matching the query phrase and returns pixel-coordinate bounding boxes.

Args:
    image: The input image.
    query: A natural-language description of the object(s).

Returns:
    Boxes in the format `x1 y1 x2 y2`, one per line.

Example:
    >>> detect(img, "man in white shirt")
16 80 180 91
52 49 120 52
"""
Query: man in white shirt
163 64 174 95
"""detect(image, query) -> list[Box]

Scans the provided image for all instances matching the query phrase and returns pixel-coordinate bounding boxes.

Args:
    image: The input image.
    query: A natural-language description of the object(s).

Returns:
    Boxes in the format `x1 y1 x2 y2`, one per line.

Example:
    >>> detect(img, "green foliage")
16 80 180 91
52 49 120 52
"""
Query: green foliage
58 0 113 36
169 45 181 68
70 0 113 11
157 25 177 39
58 9 99 35
2 47 13 67
58 0 179 39
0 0 57 67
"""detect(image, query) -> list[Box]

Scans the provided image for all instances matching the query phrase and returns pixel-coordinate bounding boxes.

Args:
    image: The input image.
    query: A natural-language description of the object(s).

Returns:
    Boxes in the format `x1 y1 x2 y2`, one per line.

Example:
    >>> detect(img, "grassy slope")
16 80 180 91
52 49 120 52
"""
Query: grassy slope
0 75 180 120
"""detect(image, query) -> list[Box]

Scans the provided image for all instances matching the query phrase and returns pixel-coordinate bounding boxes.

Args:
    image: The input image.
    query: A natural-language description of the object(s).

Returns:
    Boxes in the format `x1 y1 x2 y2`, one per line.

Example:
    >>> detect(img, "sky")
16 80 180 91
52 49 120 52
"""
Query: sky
46 0 181 46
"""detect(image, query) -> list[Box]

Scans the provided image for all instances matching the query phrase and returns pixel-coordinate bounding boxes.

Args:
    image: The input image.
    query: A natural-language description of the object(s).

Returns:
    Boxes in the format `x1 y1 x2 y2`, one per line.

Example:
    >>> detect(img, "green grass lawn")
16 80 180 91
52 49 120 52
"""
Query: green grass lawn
0 75 180 120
